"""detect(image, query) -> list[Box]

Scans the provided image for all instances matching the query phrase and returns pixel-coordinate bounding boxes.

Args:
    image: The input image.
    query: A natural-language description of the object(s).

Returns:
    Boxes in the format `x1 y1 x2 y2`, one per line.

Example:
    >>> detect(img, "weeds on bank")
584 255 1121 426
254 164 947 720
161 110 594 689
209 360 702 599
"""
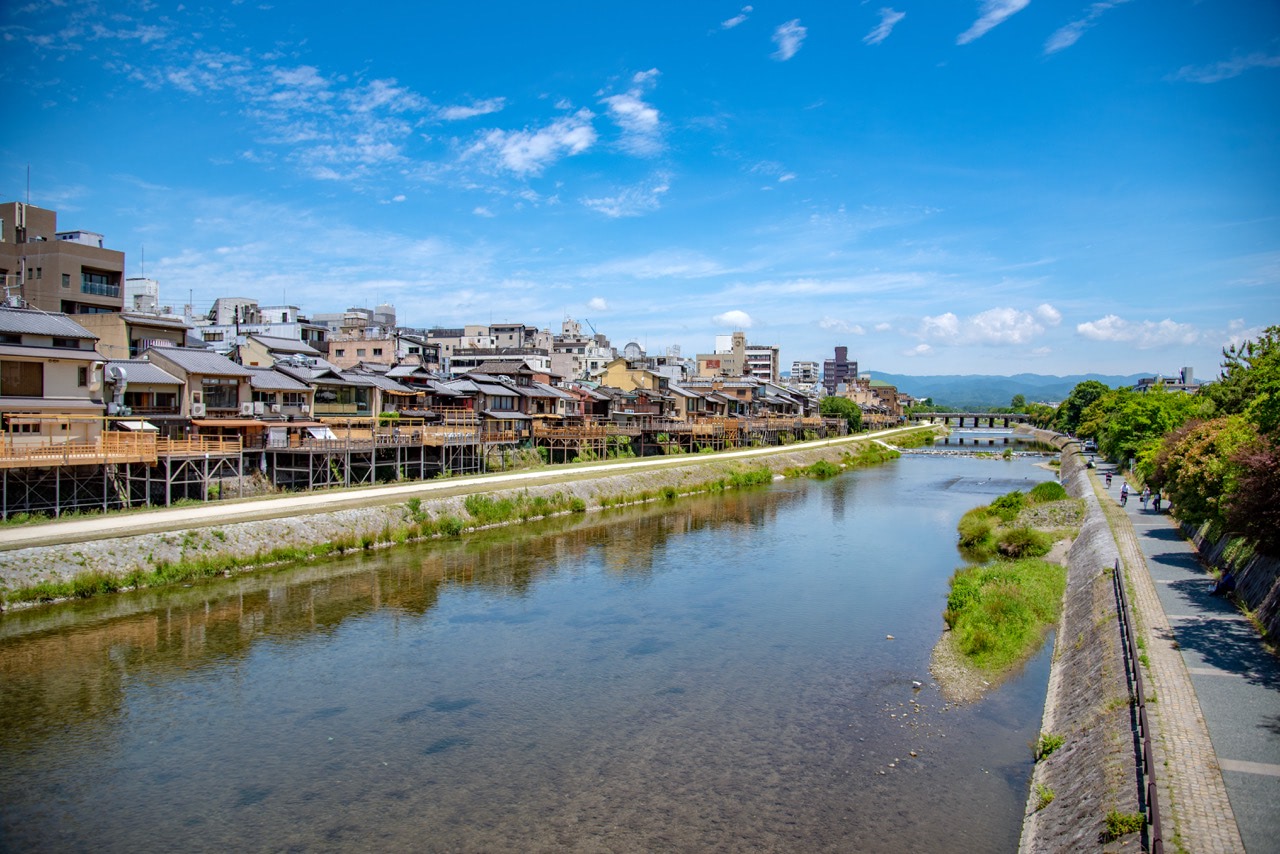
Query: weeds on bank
1102 809 1145 841
1034 784 1056 811
943 558 1067 675
1034 732 1065 761
957 481 1074 562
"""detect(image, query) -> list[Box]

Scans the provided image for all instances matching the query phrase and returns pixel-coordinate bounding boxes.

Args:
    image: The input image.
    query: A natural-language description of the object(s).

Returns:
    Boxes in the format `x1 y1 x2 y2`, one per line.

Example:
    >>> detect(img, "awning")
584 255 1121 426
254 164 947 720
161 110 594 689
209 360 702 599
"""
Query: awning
115 420 159 431
307 426 339 440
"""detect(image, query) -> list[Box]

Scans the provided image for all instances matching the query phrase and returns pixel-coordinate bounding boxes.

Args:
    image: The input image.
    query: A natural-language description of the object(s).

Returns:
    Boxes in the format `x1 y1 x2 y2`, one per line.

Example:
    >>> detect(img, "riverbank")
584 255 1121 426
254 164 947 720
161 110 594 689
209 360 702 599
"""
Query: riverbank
0 427 934 612
1017 429 1142 852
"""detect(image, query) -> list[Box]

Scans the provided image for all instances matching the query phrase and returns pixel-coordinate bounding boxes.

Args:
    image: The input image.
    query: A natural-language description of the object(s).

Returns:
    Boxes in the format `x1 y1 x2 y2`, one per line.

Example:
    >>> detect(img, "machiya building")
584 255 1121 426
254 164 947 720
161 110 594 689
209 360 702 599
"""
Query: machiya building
0 202 125 315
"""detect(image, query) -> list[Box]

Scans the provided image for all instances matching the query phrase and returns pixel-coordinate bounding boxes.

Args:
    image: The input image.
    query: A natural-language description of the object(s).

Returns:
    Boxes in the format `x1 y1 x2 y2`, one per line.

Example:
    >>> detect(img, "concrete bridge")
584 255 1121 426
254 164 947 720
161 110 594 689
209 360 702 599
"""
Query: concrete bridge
915 412 1031 428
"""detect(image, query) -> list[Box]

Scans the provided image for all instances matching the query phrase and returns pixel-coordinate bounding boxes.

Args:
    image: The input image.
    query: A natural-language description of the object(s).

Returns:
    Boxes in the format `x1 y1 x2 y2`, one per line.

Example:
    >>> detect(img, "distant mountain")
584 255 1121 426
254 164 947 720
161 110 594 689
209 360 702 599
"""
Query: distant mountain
866 372 1148 410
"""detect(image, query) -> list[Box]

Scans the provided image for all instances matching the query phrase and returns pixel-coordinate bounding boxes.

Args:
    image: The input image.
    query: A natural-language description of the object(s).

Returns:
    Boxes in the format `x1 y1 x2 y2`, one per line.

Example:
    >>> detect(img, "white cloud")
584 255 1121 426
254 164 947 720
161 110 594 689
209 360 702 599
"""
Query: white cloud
581 174 670 218
437 97 506 120
722 6 753 29
957 0 1030 46
1173 52 1280 84
601 69 663 156
1036 303 1062 325
1044 1 1130 55
778 172 796 182
919 306 1050 345
874 322 892 332
771 19 807 61
864 8 906 46
473 206 495 217
819 317 866 335
905 344 934 357
469 108 598 175
714 310 754 329
588 297 609 311
1076 315 1200 348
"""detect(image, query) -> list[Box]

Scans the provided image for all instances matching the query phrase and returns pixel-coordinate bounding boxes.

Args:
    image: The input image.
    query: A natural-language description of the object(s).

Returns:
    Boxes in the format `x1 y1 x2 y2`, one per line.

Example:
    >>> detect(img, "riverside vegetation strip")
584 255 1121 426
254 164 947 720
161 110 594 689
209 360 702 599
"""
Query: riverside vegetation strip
0 433 917 611
932 480 1082 700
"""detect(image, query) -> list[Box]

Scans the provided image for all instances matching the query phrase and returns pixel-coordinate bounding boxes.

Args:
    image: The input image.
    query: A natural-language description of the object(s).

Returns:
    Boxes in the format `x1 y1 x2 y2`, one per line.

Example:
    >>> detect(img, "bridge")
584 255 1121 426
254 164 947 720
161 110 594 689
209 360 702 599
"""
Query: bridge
914 412 1031 428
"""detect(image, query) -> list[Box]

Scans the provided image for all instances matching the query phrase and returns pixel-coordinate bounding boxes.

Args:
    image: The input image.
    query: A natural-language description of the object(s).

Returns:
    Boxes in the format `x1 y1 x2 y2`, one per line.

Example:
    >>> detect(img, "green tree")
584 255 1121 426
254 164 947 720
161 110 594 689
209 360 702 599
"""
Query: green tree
1010 393 1027 412
820 395 862 431
1151 416 1257 529
1054 380 1110 436
1204 325 1280 438
1088 386 1204 468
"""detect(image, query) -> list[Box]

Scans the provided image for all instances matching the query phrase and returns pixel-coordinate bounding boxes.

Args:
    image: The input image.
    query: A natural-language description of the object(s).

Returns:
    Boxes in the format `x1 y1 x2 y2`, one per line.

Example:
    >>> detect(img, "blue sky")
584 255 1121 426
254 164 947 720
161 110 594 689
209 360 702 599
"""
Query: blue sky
3 0 1277 377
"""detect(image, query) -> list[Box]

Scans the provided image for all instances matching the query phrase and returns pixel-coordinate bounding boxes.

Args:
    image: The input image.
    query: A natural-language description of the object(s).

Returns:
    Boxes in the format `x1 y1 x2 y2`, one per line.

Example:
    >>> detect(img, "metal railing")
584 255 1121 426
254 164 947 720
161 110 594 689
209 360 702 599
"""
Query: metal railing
1112 557 1164 853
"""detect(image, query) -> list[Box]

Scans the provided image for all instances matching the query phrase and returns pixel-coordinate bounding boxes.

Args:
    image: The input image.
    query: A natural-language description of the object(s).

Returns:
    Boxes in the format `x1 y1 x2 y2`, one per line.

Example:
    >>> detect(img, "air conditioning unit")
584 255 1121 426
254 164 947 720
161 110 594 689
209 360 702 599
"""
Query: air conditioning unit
270 403 282 414
240 402 254 416
253 401 265 415
300 404 310 414
191 403 206 417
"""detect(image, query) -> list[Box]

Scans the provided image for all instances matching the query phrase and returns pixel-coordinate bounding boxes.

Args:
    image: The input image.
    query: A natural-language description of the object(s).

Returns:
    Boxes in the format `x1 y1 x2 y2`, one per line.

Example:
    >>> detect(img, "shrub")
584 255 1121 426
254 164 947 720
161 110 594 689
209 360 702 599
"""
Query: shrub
943 559 1067 673
1028 481 1068 503
997 527 1053 558
1034 784 1055 811
989 490 1026 522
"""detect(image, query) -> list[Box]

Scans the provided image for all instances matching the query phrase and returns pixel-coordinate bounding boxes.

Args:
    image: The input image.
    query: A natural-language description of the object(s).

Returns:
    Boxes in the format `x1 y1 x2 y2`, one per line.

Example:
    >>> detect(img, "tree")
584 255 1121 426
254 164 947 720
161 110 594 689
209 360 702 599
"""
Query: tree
1151 416 1257 529
820 395 862 431
1054 380 1110 436
1089 386 1204 467
1204 325 1280 438
1010 393 1027 412
1224 439 1280 555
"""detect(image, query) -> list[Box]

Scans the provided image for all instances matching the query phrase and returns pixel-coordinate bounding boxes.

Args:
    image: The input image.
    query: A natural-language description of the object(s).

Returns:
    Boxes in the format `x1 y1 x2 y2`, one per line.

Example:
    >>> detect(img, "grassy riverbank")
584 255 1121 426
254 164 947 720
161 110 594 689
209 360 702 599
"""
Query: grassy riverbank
1 432 925 610
933 481 1080 698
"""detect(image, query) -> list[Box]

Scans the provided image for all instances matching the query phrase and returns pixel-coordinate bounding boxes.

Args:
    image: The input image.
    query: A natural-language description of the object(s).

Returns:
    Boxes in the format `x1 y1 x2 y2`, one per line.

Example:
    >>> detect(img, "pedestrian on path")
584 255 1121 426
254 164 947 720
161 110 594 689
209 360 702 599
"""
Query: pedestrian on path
1152 490 1162 512
1141 485 1151 508
1120 482 1129 505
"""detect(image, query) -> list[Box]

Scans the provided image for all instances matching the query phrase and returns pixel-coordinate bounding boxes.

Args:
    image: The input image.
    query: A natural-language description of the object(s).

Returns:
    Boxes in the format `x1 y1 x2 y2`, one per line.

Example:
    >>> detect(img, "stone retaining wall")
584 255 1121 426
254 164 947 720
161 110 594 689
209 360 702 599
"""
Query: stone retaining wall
1183 523 1280 640
1018 430 1139 852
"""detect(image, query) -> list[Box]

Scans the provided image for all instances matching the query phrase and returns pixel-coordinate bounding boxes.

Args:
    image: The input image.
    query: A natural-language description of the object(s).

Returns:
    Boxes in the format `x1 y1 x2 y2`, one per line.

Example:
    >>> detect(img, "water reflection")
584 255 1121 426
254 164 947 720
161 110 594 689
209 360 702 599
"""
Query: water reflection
0 456 1055 852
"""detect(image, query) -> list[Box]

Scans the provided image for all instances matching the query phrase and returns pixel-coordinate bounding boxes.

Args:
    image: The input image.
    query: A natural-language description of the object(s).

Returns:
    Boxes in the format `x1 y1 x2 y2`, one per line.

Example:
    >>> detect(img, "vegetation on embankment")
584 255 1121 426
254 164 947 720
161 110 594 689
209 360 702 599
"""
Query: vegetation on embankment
0 432 923 611
942 558 1067 675
935 480 1077 692
956 480 1082 563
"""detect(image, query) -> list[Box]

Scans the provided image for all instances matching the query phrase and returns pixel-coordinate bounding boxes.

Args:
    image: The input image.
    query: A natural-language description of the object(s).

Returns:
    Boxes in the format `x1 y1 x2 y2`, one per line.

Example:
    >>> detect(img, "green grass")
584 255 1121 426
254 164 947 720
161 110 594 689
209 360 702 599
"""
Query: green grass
1034 784 1055 811
943 558 1067 675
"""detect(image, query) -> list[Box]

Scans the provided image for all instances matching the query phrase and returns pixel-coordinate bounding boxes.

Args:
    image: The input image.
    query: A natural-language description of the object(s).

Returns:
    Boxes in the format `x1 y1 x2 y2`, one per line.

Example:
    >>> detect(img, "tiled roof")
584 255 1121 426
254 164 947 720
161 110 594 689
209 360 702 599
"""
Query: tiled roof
245 367 311 391
144 346 254 376
247 334 322 355
120 313 192 331
0 306 97 339
105 359 182 385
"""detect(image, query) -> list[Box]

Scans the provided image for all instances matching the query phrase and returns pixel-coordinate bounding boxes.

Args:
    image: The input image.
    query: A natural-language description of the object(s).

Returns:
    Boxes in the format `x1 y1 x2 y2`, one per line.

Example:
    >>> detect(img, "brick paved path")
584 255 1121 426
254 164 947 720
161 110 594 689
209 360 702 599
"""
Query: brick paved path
1094 466 1252 853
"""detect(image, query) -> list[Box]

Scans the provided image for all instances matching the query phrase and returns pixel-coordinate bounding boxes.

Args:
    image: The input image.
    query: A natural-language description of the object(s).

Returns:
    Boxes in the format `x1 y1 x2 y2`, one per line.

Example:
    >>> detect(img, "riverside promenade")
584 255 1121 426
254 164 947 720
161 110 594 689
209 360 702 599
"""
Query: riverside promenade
1097 462 1279 853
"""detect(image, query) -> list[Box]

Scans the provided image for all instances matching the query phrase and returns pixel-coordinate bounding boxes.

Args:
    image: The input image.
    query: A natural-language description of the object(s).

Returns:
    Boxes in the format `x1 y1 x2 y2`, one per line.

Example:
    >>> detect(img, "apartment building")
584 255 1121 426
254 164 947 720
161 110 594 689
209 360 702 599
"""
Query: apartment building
823 346 858 395
0 202 126 314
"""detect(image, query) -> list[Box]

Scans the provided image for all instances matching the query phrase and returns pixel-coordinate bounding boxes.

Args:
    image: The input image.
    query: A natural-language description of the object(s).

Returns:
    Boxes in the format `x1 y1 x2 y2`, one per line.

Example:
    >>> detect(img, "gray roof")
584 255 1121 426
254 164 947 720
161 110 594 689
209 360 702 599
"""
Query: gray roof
120 313 192 331
0 306 97 339
360 374 416 393
247 334 322 355
246 367 312 391
143 346 254 377
105 359 182 385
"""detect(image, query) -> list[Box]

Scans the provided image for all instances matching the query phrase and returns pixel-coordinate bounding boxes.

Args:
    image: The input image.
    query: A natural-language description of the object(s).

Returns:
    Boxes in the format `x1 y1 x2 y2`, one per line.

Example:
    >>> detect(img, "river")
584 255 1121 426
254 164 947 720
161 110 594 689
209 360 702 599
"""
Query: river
0 452 1056 852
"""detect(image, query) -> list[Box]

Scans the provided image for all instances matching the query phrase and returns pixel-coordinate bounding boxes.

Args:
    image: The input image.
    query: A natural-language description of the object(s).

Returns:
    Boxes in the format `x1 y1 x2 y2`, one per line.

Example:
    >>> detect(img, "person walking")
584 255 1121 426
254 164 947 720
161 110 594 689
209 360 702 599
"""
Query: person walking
1152 490 1162 512
1141 485 1151 508
1105 472 1112 487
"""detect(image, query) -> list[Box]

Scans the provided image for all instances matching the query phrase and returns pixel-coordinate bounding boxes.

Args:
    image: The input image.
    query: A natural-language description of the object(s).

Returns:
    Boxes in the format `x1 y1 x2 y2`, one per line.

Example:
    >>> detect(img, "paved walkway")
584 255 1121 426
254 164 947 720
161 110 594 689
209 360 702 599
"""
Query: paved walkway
1097 464 1279 854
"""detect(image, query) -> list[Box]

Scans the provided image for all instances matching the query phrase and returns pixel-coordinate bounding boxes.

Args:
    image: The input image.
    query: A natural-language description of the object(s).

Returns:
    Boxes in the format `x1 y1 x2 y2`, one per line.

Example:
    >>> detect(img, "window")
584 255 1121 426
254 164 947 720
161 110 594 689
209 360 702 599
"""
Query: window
78 366 88 387
0 360 43 396
202 332 225 342
372 348 383 357
356 349 366 357
0 334 19 345
200 378 239 409
35 267 42 280
51 337 82 349
335 348 345 357
62 273 70 288
81 270 120 297
283 392 306 406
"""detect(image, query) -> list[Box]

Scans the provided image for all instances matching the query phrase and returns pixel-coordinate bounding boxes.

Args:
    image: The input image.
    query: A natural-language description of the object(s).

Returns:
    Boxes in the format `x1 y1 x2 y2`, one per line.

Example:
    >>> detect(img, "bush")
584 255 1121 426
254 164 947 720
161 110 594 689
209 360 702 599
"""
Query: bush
997 527 1053 559
989 490 1026 522
1034 732 1065 761
1103 810 1145 841
943 559 1067 673
1028 481 1068 503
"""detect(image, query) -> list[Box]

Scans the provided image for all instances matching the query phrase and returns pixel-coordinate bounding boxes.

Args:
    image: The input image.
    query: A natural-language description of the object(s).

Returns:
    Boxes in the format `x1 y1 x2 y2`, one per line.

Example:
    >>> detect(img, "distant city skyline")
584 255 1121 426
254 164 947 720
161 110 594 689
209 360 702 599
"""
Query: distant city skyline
2 1 1277 376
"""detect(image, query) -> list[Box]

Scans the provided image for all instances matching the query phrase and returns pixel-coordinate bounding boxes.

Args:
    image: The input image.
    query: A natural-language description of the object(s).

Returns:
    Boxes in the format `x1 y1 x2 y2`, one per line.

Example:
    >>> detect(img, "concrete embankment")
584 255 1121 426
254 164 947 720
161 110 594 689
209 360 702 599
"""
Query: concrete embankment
1018 430 1141 852
1183 522 1280 640
0 430 925 608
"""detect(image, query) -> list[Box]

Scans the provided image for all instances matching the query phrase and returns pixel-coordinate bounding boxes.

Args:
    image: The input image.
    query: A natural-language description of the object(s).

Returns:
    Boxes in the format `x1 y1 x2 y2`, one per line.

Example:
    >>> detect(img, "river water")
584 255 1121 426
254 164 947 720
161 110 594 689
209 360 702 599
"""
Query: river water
0 453 1056 852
